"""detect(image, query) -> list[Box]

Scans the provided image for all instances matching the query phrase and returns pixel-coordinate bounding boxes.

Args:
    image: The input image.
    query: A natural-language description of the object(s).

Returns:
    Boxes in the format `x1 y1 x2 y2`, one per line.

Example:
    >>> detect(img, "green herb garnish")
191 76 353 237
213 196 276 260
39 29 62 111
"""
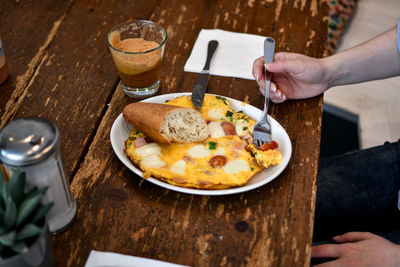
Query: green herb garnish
225 110 233 122
225 110 233 117
216 96 228 105
208 142 217 150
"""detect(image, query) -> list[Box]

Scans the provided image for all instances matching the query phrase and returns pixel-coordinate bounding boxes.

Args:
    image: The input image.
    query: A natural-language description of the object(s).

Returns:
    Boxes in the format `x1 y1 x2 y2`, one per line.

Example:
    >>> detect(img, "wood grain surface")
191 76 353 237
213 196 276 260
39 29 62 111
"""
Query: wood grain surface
0 0 328 266
0 0 73 128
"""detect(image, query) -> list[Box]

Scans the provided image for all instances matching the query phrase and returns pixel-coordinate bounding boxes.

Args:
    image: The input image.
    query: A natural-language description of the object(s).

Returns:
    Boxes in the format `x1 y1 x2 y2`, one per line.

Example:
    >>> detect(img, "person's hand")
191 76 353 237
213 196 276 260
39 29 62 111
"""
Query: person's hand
312 232 400 267
252 52 330 103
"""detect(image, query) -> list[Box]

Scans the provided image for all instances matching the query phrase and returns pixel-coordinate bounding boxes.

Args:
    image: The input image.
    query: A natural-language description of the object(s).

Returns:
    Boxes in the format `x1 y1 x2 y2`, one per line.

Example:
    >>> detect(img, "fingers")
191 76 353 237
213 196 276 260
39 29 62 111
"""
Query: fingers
258 82 286 103
255 52 304 78
266 53 308 75
312 244 342 258
312 232 378 260
253 55 287 104
333 232 375 243
270 84 286 103
252 56 264 83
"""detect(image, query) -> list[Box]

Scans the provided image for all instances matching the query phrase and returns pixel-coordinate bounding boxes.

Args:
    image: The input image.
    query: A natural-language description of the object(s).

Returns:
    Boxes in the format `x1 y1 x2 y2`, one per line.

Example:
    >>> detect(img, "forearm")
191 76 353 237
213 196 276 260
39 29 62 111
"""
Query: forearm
323 25 400 88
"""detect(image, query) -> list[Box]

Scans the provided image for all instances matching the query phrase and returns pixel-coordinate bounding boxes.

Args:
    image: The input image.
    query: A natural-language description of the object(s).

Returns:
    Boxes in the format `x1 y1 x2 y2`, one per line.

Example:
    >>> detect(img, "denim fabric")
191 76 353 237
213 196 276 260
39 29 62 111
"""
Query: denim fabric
313 140 400 244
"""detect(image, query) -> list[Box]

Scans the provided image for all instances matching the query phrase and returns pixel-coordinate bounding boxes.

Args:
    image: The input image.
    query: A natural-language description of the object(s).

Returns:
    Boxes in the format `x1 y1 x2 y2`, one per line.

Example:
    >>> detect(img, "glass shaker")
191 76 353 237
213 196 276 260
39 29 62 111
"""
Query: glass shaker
0 117 77 233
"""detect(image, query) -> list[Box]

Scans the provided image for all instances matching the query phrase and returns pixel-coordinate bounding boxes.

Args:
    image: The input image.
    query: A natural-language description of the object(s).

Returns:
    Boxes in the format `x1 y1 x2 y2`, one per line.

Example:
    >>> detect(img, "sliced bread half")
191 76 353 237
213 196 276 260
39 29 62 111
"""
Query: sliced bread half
123 102 209 144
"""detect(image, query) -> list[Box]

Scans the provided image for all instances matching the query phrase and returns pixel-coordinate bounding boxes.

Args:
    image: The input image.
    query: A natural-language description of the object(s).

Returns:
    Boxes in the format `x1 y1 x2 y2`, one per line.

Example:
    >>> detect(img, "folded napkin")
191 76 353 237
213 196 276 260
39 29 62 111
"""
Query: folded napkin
184 29 265 80
85 250 190 267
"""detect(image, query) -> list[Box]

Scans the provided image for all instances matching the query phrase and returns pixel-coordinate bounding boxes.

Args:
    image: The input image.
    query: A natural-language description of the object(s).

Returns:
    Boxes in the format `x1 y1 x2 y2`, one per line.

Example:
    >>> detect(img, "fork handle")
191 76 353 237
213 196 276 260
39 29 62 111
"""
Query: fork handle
262 37 275 122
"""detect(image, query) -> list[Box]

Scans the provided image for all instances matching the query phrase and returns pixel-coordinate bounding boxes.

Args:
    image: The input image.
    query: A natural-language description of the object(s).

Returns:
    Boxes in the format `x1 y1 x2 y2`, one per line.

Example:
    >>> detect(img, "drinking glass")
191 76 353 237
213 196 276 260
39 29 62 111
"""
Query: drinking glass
107 20 167 98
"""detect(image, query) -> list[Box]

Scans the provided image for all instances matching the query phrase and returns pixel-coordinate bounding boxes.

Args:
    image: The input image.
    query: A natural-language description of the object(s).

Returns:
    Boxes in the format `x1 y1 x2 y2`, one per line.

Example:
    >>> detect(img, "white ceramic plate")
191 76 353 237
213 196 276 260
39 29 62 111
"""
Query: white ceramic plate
110 93 292 195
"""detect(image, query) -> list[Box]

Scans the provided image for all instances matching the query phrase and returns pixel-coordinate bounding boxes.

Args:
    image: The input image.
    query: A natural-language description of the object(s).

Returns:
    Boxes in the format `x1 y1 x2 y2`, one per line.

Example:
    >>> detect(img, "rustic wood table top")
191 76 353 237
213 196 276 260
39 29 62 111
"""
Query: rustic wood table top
1 0 327 266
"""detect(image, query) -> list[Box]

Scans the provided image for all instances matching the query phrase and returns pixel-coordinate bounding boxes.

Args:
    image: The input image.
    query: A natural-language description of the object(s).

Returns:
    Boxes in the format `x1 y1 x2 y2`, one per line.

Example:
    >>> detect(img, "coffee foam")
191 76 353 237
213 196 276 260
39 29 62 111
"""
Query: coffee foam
109 32 162 75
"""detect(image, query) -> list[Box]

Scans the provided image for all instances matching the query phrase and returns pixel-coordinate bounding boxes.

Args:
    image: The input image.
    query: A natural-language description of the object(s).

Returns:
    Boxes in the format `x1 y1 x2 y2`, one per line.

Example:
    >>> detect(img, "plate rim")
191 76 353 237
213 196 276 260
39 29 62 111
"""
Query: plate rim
110 92 292 195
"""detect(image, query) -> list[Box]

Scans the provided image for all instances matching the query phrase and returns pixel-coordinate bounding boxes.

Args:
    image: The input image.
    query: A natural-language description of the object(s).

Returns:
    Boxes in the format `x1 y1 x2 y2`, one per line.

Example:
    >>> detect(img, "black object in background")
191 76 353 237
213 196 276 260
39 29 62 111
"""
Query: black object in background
320 103 360 159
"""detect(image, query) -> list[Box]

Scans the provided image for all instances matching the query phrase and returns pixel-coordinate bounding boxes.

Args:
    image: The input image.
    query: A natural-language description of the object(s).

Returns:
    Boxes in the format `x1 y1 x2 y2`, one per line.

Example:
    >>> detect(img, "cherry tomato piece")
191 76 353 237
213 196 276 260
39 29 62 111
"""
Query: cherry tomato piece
221 122 236 136
208 155 228 168
259 141 278 151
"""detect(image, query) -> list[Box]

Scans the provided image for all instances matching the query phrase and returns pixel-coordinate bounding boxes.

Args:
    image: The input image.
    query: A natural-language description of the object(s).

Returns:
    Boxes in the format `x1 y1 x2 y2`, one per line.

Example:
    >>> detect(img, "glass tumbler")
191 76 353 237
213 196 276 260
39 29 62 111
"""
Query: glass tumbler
107 20 167 98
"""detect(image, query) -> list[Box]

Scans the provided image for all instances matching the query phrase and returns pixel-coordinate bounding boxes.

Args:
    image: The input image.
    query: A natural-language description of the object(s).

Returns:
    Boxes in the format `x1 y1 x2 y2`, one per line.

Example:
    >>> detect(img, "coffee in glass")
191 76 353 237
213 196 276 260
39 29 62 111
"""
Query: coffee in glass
107 20 167 98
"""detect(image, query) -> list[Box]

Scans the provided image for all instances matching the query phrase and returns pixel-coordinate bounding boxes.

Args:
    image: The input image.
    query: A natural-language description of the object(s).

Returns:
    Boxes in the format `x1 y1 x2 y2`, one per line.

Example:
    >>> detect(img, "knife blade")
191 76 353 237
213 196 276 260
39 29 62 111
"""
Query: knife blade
191 40 219 108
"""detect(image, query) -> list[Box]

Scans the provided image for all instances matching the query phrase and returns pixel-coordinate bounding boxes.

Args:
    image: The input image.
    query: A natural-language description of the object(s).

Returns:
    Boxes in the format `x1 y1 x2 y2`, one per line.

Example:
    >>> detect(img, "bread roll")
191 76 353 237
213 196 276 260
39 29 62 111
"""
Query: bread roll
123 102 209 144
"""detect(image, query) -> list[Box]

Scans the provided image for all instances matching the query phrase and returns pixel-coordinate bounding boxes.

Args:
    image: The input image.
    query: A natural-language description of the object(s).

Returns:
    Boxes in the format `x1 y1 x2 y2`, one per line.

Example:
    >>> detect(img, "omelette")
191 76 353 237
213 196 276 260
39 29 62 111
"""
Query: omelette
124 95 283 189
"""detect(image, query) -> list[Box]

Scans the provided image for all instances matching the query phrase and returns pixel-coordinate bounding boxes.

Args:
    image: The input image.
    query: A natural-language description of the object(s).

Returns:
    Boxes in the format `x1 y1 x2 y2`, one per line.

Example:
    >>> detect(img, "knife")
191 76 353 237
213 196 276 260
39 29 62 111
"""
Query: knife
191 40 219 108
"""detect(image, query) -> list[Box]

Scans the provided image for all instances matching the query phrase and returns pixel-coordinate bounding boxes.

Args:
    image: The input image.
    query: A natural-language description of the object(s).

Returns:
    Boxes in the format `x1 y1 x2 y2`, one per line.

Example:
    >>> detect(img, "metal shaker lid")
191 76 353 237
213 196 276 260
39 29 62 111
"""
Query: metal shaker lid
0 118 61 166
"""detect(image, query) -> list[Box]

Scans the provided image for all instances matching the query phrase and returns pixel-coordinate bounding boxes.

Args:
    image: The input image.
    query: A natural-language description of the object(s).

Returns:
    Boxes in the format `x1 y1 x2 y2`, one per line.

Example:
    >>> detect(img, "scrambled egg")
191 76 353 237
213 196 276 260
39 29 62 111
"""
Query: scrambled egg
124 95 283 189
246 144 283 168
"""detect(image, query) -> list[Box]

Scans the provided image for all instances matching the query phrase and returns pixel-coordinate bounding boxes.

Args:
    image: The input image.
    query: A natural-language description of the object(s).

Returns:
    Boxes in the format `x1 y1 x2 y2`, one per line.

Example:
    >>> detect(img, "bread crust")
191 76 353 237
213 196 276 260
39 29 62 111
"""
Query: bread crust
123 102 209 144
123 102 182 144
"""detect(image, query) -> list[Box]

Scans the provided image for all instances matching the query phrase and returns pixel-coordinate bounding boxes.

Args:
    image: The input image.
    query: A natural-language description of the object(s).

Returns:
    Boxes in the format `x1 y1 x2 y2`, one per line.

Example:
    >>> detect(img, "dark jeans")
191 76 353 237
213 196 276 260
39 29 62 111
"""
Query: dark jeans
313 140 400 244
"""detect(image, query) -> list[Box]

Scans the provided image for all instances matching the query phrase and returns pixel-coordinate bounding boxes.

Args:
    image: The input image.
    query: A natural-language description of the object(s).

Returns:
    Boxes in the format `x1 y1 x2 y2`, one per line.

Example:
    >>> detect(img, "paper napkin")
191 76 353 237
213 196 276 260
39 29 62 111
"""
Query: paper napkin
85 250 190 267
184 29 265 80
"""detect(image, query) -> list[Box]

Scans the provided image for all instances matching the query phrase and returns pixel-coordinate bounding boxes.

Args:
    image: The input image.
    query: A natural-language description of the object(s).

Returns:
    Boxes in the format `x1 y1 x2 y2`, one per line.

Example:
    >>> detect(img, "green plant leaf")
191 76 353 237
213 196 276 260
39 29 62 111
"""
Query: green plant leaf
0 185 4 212
9 240 28 254
25 186 47 200
16 224 42 241
8 169 25 206
0 226 5 235
0 231 15 246
1 182 9 208
0 167 4 189
16 193 43 228
32 202 53 224
4 197 16 230
0 205 4 220
25 186 38 197
0 243 4 258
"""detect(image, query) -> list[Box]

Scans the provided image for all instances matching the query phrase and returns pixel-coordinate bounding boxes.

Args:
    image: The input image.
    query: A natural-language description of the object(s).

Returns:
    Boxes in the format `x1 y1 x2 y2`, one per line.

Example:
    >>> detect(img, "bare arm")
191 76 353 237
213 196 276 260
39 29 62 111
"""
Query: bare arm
253 23 400 103
326 26 400 87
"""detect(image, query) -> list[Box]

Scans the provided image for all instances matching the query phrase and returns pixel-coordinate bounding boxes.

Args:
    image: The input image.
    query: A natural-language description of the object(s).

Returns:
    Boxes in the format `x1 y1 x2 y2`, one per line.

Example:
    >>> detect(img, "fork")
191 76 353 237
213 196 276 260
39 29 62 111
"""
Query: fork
253 37 275 147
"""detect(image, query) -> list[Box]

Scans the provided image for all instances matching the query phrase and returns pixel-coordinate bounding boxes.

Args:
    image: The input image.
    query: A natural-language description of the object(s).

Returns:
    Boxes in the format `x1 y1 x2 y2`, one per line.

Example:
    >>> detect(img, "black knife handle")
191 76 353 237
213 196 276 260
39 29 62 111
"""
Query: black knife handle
203 40 219 71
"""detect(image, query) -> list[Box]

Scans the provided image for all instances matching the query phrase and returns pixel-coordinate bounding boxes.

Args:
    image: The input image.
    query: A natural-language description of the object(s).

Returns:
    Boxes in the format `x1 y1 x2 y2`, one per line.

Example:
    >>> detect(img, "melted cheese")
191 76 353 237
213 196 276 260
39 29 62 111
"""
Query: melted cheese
188 144 210 158
135 143 165 168
135 143 162 157
235 119 249 136
208 121 225 138
170 160 186 174
223 160 250 174
141 154 165 168
207 108 225 120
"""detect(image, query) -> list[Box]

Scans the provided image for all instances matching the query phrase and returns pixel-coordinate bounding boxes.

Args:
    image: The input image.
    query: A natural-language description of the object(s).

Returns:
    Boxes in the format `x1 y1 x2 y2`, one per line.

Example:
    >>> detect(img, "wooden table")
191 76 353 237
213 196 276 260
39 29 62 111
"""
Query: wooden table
0 1 327 266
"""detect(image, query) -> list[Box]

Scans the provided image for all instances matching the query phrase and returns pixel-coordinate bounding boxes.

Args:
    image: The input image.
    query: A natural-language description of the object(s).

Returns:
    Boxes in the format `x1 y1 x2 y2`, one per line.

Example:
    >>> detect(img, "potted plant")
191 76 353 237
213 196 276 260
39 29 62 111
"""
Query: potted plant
0 168 55 267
